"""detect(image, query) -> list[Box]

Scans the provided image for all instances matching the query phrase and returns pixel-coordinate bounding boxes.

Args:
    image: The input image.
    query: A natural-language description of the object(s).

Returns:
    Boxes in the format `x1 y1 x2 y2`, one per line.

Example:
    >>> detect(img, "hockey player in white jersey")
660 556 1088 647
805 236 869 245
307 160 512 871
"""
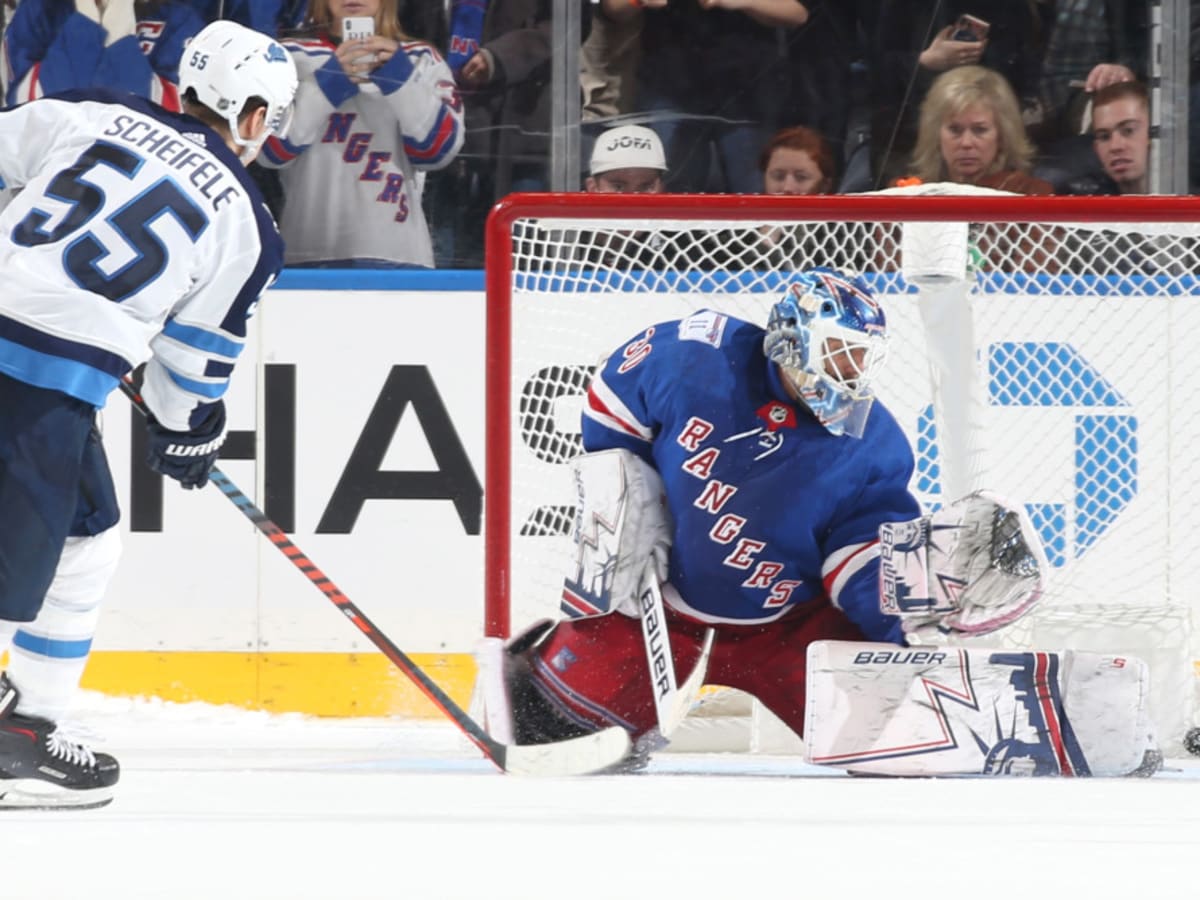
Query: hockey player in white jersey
257 0 463 267
0 21 297 809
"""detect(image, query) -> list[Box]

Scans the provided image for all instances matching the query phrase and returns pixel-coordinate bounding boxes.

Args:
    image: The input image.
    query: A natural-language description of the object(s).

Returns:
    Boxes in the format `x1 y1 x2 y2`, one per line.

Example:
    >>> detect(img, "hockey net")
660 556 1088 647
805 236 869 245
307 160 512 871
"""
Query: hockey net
484 185 1200 754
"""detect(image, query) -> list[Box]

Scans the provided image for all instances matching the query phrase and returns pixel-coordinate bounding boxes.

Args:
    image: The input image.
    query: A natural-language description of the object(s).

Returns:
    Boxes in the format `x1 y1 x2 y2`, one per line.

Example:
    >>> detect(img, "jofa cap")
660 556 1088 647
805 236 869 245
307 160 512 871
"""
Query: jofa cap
590 125 667 176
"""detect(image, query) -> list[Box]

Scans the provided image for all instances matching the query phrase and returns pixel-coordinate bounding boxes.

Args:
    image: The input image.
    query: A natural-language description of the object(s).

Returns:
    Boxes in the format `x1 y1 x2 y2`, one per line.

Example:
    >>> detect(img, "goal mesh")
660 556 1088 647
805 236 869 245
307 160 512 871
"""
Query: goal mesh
485 186 1200 753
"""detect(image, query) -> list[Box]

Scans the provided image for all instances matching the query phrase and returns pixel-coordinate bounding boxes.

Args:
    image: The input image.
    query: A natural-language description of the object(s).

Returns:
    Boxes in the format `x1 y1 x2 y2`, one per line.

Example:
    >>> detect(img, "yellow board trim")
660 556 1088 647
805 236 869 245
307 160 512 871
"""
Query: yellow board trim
77 651 478 718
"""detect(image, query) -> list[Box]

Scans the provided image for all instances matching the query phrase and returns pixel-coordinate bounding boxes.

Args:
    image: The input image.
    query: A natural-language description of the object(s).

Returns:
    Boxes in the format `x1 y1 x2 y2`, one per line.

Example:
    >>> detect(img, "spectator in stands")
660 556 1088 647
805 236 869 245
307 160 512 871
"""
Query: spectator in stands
0 0 15 97
1067 82 1177 276
423 0 592 268
585 123 666 194
257 0 463 268
1089 80 1150 195
1035 0 1147 144
2 0 204 109
782 2 869 186
759 125 835 195
600 0 809 194
870 2 1044 188
568 124 669 269
741 125 836 269
909 65 1053 194
182 0 300 35
580 1 641 127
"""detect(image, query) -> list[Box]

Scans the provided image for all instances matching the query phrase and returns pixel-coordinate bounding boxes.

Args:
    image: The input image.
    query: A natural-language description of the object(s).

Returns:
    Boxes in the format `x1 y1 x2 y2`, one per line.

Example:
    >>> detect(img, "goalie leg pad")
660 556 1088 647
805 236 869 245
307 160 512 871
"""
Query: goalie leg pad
804 640 1153 777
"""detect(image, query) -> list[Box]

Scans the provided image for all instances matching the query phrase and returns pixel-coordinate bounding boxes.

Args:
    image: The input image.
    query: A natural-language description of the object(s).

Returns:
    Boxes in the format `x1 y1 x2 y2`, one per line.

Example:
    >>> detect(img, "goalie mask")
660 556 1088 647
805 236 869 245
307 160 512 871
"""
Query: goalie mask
178 21 298 162
763 267 888 438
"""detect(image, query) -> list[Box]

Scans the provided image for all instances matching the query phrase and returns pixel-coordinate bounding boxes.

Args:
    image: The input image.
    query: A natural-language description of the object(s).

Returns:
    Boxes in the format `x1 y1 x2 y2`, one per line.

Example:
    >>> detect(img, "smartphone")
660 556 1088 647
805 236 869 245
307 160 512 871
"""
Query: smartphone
342 15 374 42
951 13 990 42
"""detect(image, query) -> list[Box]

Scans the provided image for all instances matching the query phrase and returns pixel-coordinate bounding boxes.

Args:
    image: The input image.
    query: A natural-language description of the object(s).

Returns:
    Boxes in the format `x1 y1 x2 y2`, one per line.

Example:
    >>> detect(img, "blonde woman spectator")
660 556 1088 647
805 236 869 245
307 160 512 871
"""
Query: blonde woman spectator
759 125 835 195
909 65 1052 195
258 0 463 267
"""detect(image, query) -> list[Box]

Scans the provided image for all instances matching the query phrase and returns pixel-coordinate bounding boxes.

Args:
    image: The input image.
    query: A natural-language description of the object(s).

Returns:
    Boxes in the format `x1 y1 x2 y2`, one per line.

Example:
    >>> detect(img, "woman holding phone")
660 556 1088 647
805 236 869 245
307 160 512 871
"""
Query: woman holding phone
868 2 1043 187
256 0 463 268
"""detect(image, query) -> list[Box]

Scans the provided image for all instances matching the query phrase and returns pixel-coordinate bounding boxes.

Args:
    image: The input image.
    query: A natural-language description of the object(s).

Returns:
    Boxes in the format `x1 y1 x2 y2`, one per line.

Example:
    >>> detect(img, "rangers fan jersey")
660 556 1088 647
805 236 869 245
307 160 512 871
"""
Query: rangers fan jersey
0 89 283 431
259 35 463 267
2 0 204 109
582 309 920 641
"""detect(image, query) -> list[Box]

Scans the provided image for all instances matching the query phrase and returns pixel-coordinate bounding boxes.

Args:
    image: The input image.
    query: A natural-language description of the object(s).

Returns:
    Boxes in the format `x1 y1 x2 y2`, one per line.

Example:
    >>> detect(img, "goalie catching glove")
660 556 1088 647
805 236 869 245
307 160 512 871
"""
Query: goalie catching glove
144 401 226 490
879 490 1048 644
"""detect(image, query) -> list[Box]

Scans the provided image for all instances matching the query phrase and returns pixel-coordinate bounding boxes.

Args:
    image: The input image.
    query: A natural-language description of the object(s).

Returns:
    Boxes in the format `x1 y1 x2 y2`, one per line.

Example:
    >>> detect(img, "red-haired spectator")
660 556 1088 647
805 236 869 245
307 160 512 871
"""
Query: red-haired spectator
758 125 835 195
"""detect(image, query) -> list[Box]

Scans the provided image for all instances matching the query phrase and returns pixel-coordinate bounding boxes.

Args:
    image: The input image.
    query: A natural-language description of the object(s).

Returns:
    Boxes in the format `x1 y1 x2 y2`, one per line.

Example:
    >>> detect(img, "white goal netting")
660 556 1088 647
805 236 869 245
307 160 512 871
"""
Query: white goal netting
485 186 1200 752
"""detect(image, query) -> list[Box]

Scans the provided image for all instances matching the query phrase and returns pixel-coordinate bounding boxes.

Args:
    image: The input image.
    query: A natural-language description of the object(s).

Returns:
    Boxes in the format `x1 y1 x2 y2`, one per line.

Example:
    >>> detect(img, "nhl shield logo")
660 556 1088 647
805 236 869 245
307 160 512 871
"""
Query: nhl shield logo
756 401 796 432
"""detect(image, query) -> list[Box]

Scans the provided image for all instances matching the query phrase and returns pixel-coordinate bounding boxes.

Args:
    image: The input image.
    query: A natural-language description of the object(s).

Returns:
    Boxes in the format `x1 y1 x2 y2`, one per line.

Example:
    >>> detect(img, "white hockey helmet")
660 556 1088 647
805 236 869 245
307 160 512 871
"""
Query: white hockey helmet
178 21 298 160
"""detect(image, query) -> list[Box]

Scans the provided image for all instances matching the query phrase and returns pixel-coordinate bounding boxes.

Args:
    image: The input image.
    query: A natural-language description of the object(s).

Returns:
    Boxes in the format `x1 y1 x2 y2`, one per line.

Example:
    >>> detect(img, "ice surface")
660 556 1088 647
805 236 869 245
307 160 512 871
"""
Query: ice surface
6 692 1200 900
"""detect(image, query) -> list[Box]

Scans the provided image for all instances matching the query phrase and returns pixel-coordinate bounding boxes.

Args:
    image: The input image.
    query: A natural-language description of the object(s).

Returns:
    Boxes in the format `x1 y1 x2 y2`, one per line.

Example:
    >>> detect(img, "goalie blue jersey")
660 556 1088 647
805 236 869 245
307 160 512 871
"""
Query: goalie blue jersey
582 309 920 642
0 89 282 431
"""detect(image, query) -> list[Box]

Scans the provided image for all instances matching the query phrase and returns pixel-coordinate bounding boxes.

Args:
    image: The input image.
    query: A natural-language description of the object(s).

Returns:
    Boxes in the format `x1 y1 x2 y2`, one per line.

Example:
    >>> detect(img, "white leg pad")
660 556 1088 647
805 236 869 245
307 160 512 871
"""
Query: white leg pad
804 640 1153 777
10 527 120 721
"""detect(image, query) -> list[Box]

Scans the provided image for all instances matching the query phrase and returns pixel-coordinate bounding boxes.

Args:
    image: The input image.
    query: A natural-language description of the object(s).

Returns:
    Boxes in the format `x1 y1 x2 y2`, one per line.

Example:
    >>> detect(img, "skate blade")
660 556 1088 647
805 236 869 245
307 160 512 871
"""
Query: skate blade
0 779 113 810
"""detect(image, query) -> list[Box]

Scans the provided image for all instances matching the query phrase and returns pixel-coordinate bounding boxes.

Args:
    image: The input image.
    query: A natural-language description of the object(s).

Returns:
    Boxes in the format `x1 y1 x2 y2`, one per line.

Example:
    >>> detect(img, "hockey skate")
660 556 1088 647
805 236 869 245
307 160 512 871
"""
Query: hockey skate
0 673 119 810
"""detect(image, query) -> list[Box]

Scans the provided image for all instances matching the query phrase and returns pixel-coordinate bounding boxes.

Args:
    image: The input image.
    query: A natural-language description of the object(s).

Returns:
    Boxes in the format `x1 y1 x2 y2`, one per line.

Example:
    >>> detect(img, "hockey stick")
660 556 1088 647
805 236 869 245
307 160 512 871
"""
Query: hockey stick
638 569 713 737
119 378 630 776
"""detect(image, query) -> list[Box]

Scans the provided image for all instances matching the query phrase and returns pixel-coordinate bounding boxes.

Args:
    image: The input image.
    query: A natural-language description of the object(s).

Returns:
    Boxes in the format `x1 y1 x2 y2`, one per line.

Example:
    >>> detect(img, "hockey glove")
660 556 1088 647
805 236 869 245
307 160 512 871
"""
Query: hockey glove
144 402 227 490
879 490 1048 644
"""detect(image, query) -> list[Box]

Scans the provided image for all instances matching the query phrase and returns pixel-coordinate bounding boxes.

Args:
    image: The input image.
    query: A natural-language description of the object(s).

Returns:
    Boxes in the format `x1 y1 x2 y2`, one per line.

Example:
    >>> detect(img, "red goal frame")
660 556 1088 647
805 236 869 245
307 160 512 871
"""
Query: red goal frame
482 191 1200 639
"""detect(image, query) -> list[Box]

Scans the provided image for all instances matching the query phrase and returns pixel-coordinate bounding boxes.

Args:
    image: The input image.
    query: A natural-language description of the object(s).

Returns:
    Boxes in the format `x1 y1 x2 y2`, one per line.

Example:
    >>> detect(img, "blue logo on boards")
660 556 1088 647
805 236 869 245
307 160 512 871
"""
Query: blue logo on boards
915 341 1135 567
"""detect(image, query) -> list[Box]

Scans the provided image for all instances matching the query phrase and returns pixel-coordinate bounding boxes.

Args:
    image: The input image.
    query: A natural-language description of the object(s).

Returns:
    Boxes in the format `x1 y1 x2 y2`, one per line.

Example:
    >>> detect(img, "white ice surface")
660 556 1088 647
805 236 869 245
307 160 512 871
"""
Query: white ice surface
5 692 1200 900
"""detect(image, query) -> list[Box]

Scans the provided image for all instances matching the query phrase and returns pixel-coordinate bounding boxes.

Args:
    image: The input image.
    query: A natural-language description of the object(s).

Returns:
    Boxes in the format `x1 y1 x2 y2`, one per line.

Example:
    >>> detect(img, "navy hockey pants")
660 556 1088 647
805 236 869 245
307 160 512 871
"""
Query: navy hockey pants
0 372 119 622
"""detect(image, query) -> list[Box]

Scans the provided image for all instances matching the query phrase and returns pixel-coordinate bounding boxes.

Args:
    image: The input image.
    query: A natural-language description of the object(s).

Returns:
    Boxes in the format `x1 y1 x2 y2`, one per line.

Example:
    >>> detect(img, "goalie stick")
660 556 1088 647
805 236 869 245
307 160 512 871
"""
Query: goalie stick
639 570 714 737
119 378 630 776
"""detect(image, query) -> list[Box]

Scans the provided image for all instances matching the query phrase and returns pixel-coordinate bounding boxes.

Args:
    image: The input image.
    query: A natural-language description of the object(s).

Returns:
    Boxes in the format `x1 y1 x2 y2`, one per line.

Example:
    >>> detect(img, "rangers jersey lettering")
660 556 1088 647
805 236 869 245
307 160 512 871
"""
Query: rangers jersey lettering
582 310 920 640
259 34 463 266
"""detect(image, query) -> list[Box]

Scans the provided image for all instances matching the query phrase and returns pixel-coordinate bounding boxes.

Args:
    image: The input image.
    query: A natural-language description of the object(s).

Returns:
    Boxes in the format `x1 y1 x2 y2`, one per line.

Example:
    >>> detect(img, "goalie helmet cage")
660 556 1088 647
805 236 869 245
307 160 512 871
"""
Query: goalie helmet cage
484 186 1200 755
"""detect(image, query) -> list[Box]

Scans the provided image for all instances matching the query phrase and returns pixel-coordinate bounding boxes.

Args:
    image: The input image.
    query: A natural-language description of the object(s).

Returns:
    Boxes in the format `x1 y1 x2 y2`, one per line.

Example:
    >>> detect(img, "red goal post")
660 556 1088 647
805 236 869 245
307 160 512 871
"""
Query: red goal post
484 188 1200 751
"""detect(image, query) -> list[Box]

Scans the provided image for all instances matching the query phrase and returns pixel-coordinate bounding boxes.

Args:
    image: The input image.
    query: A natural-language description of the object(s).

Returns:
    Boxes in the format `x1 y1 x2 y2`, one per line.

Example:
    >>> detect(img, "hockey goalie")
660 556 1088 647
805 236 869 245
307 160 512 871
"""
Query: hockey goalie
474 268 1157 777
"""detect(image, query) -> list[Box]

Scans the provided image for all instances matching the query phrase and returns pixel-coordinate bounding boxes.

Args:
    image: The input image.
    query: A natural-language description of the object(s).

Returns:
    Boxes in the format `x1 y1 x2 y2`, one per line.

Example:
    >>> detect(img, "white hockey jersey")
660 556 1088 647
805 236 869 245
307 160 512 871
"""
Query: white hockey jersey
0 89 283 431
259 35 463 267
